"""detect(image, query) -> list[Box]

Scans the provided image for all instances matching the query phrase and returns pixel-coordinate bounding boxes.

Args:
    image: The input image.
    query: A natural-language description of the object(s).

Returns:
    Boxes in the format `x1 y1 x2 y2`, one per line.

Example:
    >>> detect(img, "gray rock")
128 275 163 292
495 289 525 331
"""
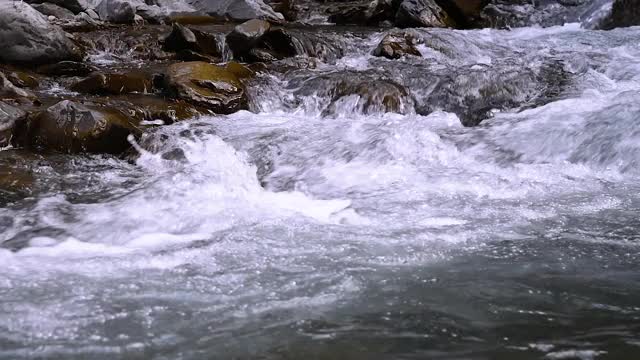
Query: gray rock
187 0 284 22
475 0 638 29
32 2 76 20
0 102 26 148
226 19 271 61
95 0 136 23
0 2 81 65
395 0 455 28
162 23 222 58
0 73 34 100
595 0 640 30
26 0 89 14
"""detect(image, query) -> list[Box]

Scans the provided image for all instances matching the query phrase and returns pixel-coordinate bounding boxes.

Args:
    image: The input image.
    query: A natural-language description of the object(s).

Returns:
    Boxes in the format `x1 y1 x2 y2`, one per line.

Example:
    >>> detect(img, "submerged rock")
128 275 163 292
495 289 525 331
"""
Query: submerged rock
373 31 422 59
23 100 140 154
396 0 455 28
293 71 414 115
474 0 639 29
164 61 248 113
70 71 155 95
0 101 27 148
186 0 285 22
246 28 344 62
0 2 82 65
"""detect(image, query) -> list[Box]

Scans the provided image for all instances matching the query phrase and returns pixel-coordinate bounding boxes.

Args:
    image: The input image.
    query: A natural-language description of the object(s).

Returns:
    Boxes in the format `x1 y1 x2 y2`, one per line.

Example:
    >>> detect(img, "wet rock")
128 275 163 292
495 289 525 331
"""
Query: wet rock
0 101 27 148
373 30 422 59
225 62 255 80
597 0 640 30
164 61 248 114
226 19 271 61
37 61 97 77
25 0 88 14
96 0 136 23
0 150 36 203
23 100 140 154
59 11 103 32
187 0 285 22
162 23 221 58
268 0 296 21
436 0 484 27
0 73 35 100
475 0 619 29
97 94 202 125
396 0 455 28
70 71 155 95
2 69 40 89
175 49 218 62
328 0 397 26
32 2 76 20
0 2 82 65
293 71 413 115
248 28 344 62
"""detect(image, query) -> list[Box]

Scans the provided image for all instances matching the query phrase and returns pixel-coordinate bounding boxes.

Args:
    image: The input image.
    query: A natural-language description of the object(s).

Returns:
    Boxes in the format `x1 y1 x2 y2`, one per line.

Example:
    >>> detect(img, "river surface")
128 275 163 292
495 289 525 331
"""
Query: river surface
1 24 640 359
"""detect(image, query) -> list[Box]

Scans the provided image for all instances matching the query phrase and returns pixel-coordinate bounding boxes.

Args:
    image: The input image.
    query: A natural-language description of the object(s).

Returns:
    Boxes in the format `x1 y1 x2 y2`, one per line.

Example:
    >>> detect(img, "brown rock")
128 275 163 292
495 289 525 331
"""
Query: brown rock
164 61 248 114
37 61 98 77
373 31 422 59
71 72 154 95
24 100 141 154
0 101 27 148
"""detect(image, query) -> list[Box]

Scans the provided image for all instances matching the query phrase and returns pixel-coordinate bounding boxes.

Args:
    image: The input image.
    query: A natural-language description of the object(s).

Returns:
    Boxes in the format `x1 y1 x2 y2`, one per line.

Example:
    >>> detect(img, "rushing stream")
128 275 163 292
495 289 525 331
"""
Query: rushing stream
1 22 640 359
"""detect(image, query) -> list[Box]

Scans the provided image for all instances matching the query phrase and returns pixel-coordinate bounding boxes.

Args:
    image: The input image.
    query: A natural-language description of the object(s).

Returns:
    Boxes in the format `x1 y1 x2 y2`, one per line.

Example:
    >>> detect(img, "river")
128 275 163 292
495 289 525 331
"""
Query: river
1 22 639 359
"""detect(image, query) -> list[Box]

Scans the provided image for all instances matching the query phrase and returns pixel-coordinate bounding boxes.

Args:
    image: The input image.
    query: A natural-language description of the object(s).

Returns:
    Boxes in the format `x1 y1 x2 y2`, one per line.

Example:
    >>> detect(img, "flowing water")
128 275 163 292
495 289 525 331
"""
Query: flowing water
1 23 640 359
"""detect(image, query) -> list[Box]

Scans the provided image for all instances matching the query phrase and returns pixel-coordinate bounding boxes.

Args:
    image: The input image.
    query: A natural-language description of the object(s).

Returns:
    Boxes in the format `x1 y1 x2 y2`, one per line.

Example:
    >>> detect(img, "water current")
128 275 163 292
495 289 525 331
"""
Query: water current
1 23 640 359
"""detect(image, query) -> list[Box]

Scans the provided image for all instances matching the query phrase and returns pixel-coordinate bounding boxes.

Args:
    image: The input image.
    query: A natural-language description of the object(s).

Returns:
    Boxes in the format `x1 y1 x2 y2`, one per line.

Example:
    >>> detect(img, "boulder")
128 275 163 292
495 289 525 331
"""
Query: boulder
186 0 285 22
292 70 413 115
597 0 640 30
0 101 27 148
0 2 82 65
162 23 222 58
164 61 248 114
246 28 343 62
475 0 637 29
0 150 36 204
435 0 484 27
328 0 397 26
395 0 455 28
96 94 202 125
226 19 271 61
23 100 140 154
70 71 155 95
373 31 422 59
32 2 76 20
25 0 88 14
0 73 35 100
95 0 136 23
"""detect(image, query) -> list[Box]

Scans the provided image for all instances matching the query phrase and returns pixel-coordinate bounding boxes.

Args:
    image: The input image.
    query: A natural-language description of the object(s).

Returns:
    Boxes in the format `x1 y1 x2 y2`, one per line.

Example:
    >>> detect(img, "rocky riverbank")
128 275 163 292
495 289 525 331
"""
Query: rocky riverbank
0 0 638 196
